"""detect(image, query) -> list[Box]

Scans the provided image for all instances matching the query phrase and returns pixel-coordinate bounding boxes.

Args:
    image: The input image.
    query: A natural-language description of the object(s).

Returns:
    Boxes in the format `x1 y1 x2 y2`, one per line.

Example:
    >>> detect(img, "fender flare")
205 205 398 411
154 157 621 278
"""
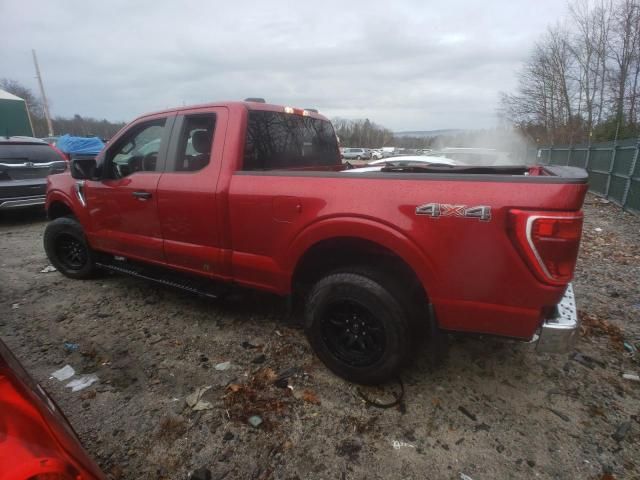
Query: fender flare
283 216 438 296
46 189 86 223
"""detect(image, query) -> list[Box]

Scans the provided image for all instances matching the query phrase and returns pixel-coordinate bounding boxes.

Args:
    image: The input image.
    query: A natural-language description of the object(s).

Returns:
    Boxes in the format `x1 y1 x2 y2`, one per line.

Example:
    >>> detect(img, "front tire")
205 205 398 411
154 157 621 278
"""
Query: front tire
44 217 97 279
304 270 412 384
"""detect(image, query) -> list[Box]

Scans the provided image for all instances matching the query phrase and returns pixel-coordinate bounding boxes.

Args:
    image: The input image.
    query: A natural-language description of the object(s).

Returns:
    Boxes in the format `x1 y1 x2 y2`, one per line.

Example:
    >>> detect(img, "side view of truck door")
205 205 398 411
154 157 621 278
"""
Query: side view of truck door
156 107 230 278
83 114 175 263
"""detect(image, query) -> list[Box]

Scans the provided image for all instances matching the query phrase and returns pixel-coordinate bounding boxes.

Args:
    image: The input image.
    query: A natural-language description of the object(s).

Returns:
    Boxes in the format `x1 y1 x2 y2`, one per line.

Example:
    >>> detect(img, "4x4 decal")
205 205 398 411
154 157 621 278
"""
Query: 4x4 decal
416 203 491 221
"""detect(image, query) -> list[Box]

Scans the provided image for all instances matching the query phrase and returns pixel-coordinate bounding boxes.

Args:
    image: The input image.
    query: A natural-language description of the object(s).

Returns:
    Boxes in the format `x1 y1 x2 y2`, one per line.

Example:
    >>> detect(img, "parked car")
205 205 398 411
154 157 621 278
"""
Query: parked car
370 155 458 166
45 100 587 384
40 136 60 145
0 136 67 211
344 155 459 173
371 149 383 160
341 147 371 160
0 338 105 478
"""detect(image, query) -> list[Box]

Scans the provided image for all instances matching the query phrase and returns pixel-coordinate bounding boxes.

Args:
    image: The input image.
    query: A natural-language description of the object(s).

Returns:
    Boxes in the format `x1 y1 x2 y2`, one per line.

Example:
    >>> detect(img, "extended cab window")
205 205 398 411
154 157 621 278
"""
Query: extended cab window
171 114 216 172
107 119 166 178
243 111 339 170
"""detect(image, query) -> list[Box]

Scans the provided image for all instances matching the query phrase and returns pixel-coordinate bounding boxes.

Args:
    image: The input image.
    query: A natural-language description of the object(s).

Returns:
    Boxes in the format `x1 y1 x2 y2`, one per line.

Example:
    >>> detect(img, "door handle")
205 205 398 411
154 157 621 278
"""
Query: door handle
132 191 152 200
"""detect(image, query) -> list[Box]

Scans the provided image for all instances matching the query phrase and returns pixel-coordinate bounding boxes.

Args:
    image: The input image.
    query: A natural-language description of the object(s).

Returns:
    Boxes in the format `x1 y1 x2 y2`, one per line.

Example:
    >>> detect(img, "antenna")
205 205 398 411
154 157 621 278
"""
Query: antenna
32 49 54 136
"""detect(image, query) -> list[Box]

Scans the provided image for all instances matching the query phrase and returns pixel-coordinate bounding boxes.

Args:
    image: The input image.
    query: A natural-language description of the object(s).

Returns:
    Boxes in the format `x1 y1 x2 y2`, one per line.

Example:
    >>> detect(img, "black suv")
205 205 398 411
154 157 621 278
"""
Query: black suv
0 136 67 211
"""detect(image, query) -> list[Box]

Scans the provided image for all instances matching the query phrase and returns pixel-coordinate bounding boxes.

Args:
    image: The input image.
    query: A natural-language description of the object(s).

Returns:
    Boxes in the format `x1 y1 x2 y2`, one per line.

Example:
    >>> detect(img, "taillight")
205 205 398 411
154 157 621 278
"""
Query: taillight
0 341 104 480
509 209 583 285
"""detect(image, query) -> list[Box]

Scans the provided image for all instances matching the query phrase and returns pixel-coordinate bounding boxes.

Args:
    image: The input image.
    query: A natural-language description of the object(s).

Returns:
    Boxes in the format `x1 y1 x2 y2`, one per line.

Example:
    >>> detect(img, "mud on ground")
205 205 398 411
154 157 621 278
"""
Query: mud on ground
1 193 639 480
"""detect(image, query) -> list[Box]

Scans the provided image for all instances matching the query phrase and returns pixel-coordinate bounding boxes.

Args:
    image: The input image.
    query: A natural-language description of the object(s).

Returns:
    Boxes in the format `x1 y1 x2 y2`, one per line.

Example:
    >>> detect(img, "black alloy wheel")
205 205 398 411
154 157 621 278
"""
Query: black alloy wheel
304 269 414 384
44 216 97 279
320 299 385 367
54 233 87 270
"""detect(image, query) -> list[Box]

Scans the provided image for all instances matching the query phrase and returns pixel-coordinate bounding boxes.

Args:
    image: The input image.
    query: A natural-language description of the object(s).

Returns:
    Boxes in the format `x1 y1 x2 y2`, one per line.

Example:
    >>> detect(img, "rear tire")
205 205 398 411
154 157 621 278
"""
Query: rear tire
304 269 413 384
44 217 97 279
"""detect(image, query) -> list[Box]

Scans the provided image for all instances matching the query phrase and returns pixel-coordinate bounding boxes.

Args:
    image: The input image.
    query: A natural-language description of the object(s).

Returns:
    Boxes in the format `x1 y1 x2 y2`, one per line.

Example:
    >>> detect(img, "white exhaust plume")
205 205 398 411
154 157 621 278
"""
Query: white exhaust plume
431 128 536 165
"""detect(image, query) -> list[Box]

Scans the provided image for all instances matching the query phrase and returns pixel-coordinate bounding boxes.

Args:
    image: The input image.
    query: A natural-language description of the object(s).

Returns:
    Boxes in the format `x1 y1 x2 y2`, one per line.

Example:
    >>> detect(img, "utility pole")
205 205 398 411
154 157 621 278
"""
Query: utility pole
32 49 54 136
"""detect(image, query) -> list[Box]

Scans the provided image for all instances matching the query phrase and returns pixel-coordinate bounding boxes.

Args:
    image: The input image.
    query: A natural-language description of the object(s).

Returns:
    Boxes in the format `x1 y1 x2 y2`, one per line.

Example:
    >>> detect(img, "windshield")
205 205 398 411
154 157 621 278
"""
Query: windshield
0 143 62 164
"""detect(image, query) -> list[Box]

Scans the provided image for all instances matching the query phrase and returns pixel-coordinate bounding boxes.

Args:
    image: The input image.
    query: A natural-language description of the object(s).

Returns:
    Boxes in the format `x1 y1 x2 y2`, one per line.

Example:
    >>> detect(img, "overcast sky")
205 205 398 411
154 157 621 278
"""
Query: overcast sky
1 0 568 131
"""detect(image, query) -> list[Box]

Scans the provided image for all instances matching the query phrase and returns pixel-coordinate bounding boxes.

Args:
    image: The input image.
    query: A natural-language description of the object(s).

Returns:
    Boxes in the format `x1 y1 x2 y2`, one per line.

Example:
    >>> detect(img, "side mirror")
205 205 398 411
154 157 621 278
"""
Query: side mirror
70 158 97 180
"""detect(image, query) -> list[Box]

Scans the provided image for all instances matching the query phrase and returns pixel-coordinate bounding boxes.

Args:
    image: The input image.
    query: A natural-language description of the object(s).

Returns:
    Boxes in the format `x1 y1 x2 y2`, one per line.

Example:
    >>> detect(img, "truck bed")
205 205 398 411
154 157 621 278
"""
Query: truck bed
230 163 588 340
240 164 588 184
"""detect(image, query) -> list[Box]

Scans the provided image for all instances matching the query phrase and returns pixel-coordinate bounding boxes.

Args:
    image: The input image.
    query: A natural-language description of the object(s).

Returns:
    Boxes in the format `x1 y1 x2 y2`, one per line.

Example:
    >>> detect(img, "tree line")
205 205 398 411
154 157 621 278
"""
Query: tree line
331 117 434 149
501 0 640 145
1 78 126 139
3 77 516 151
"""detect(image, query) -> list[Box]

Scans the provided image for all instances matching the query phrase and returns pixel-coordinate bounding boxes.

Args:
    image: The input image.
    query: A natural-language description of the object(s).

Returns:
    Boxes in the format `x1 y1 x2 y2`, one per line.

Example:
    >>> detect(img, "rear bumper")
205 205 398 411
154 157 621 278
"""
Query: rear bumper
536 284 579 353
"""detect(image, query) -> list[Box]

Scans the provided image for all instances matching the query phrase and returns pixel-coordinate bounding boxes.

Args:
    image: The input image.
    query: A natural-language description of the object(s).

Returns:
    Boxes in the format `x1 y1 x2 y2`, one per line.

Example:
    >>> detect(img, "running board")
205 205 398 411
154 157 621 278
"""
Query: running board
95 260 219 299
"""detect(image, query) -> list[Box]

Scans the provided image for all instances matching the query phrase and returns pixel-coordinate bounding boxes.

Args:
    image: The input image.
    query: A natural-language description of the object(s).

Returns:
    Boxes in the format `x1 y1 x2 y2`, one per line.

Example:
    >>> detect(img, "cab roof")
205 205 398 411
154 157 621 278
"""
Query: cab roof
137 100 329 123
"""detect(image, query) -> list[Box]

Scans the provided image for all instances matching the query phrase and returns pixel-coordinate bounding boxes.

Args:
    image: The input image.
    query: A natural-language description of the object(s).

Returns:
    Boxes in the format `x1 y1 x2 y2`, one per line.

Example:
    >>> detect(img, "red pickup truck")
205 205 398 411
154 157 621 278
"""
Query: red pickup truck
44 100 587 384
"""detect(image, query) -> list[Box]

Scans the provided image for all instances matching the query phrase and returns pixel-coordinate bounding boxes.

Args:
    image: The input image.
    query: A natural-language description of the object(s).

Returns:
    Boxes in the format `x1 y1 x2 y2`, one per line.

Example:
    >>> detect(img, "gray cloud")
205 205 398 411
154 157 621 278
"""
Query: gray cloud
1 0 567 130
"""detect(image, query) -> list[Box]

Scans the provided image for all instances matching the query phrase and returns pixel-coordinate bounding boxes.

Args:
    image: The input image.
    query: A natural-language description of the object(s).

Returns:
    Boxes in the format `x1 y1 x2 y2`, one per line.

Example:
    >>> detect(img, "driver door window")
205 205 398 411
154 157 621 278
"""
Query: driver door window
108 120 166 178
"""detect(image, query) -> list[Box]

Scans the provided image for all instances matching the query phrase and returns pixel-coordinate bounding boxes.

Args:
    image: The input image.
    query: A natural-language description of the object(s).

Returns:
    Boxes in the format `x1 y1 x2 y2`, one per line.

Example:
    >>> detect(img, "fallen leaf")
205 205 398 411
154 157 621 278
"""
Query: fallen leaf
80 390 96 400
302 389 321 405
253 367 277 386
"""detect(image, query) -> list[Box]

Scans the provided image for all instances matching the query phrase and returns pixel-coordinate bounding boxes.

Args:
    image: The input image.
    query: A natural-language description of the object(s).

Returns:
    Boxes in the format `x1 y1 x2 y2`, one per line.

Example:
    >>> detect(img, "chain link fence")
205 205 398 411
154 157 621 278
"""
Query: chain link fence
535 138 640 215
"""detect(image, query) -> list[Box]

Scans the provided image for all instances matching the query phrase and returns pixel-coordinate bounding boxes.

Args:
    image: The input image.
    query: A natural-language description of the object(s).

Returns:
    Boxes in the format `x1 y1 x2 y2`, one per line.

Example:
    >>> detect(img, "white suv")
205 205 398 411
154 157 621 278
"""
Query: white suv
341 148 371 160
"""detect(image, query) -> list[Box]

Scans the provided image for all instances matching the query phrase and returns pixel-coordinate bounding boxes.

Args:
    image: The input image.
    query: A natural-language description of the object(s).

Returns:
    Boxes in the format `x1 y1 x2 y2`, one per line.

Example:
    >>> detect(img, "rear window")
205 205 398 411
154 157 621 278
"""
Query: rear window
0 143 61 163
243 111 339 170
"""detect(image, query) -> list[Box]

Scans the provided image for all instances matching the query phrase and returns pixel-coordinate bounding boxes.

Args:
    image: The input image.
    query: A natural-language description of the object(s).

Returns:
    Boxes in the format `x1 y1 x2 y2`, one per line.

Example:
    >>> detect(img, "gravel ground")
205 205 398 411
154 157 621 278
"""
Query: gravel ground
1 193 639 480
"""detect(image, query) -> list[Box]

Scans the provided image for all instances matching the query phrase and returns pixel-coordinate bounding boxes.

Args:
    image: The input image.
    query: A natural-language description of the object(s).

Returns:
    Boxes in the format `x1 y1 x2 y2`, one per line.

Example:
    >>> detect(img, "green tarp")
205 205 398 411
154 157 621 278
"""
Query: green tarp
0 89 34 137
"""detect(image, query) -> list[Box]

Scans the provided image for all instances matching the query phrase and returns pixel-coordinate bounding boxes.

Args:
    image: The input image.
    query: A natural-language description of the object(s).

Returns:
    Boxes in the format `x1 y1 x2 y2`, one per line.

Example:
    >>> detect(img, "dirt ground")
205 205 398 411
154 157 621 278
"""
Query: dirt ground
1 193 639 480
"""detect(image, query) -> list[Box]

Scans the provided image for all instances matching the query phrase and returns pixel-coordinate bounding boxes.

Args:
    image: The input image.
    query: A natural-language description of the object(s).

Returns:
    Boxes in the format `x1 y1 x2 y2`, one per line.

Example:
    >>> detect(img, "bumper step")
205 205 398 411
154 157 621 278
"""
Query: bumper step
536 284 579 353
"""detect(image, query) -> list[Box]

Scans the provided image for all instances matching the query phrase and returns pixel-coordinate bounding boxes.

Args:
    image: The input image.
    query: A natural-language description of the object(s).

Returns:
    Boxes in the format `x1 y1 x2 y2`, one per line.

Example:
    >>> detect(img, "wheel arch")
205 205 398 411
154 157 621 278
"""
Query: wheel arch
47 200 74 220
287 217 437 304
46 190 77 220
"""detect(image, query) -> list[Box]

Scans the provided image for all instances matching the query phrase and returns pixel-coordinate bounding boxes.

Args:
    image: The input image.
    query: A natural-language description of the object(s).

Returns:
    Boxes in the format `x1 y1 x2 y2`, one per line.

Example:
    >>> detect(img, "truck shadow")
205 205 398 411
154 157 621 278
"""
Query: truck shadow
95 270 537 389
402 331 535 389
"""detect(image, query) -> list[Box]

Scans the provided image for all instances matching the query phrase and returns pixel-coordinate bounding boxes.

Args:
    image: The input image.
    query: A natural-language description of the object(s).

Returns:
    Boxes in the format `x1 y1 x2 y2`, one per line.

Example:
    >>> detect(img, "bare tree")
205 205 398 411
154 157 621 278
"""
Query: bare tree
608 0 640 131
569 0 612 135
1 78 44 118
501 31 577 144
1 78 125 138
623 0 640 124
500 0 640 144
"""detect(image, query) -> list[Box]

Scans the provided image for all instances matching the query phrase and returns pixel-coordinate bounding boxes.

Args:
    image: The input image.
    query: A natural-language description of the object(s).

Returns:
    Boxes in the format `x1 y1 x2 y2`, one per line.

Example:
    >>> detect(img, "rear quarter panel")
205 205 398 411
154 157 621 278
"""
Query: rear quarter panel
228 172 588 339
